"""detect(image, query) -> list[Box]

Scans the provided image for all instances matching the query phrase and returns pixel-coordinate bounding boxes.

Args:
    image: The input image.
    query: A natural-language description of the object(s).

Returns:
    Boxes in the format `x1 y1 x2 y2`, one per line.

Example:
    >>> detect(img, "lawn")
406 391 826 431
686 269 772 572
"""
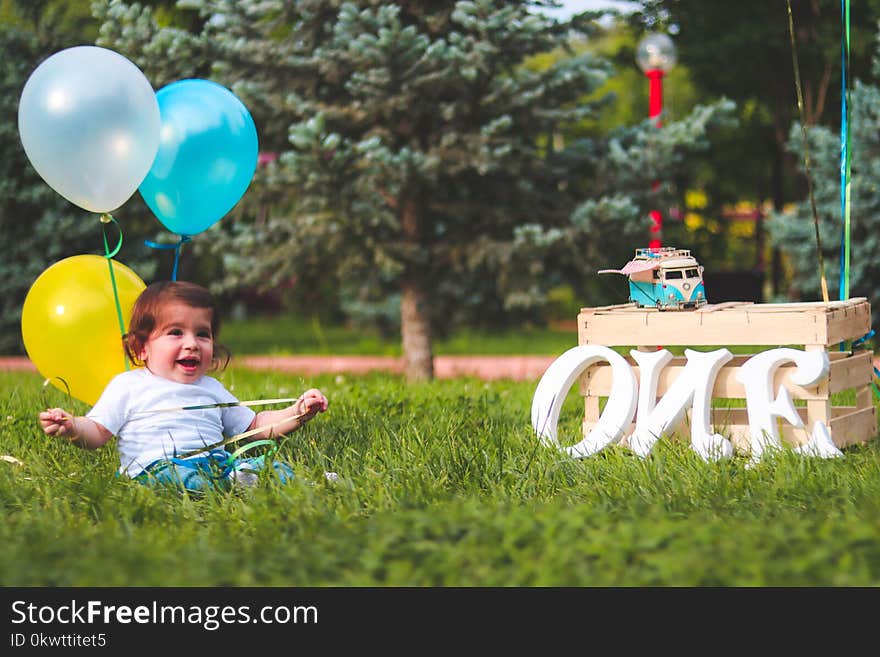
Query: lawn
2 367 880 586
218 313 579 355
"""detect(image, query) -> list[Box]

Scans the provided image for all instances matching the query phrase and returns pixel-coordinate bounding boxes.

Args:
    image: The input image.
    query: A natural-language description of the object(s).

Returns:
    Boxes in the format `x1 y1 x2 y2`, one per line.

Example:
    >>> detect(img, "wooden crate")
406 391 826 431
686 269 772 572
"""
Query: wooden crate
577 298 876 452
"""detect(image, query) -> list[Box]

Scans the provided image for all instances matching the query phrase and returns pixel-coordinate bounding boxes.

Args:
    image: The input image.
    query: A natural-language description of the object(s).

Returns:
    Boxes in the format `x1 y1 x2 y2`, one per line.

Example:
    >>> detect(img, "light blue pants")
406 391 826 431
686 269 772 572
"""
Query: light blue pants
134 449 295 492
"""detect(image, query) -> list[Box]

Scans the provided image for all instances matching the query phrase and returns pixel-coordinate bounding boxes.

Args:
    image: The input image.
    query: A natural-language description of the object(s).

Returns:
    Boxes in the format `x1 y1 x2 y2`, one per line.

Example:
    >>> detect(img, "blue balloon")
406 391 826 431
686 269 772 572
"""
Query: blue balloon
139 79 258 236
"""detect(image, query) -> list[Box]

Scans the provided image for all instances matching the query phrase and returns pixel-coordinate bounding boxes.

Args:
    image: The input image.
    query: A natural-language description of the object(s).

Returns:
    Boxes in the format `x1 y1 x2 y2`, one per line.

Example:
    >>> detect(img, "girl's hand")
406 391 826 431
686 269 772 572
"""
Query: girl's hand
39 408 76 438
295 388 328 421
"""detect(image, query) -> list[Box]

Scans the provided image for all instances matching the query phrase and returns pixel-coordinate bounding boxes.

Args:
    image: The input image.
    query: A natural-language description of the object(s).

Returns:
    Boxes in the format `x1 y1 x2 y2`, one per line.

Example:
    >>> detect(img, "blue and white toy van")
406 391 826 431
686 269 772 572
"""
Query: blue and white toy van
599 247 707 310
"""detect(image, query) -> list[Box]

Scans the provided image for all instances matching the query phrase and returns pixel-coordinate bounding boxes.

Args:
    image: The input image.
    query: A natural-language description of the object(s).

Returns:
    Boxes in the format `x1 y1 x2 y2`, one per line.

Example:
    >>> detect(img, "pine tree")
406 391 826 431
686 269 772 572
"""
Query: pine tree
0 13 104 354
94 0 734 379
0 1 184 354
768 77 880 337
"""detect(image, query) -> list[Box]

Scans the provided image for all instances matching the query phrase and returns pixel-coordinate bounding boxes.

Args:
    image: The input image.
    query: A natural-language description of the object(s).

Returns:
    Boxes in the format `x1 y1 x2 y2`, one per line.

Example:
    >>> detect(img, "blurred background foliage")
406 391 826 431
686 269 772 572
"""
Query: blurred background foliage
1 0 878 356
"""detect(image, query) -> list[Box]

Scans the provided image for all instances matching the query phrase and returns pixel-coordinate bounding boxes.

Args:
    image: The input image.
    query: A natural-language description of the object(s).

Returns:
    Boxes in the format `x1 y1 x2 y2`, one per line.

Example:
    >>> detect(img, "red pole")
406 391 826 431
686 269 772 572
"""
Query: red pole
647 69 664 124
647 69 664 249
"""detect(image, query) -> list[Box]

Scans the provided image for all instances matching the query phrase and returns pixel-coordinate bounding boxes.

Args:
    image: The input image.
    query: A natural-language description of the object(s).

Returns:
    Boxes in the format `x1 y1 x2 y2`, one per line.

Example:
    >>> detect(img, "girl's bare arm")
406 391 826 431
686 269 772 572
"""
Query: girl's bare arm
39 408 113 449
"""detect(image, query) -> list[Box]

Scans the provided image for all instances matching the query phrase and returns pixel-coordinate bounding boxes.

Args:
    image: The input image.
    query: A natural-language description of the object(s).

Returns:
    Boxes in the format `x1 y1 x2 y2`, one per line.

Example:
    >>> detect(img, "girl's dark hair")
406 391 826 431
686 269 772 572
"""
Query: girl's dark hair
123 280 231 371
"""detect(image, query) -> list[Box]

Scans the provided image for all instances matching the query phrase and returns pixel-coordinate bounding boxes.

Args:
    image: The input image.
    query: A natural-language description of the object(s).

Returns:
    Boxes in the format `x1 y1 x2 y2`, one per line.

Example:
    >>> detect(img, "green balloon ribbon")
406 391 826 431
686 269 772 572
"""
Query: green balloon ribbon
229 439 279 463
99 213 129 371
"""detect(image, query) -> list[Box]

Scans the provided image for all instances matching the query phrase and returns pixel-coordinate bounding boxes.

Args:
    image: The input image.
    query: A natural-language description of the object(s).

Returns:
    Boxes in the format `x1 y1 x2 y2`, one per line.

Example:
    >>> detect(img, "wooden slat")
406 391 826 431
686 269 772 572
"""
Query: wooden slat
805 344 831 426
829 406 878 448
715 298 866 311
696 301 754 313
578 298 870 347
856 385 873 411
578 353 870 401
578 302 637 314
828 350 874 394
826 299 873 345
583 396 600 424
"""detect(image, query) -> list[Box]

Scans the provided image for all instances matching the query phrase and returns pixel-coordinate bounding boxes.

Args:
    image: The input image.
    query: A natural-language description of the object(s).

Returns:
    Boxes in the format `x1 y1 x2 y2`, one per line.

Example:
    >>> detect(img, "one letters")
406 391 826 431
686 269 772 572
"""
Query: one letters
531 346 840 463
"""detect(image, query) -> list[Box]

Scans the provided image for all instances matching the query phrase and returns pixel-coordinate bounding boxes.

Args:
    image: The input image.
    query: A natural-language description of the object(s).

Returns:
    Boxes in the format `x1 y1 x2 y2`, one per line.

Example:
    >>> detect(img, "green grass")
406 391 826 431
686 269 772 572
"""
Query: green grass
2 368 880 586
219 314 578 355
218 313 866 358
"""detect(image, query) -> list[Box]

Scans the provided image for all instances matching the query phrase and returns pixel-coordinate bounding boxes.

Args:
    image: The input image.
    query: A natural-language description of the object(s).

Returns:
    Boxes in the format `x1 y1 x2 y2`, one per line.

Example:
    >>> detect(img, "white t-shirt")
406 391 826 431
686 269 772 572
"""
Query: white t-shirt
87 368 256 478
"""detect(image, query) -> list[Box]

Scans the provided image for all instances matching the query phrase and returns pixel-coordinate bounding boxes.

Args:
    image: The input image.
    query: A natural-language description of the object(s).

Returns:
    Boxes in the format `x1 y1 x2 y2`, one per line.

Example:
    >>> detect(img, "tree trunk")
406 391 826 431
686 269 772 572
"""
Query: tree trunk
401 280 434 381
399 194 434 381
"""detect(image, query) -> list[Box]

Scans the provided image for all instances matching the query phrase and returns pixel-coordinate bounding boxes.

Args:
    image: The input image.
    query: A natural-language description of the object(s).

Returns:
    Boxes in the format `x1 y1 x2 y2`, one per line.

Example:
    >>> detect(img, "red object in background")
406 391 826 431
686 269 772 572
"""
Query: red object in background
646 69 665 124
646 68 665 247
648 209 662 250
257 151 278 166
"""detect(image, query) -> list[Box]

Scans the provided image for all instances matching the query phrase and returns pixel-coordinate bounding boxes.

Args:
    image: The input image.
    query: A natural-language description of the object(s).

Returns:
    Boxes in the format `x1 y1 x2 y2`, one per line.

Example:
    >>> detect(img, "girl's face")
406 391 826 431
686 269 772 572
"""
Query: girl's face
139 301 214 384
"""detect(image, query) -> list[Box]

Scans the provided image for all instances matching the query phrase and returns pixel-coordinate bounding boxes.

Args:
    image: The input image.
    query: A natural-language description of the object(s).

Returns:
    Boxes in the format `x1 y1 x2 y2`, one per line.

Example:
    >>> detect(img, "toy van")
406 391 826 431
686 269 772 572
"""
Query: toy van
599 247 707 310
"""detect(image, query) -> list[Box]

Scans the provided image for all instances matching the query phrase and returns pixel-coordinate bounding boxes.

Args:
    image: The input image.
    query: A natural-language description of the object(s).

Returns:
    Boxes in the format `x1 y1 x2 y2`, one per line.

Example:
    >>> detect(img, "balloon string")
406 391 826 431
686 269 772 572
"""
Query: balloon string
786 0 830 303
99 213 124 259
144 234 191 281
161 438 281 482
131 396 303 416
175 412 306 459
100 214 129 372
228 439 278 462
40 376 73 410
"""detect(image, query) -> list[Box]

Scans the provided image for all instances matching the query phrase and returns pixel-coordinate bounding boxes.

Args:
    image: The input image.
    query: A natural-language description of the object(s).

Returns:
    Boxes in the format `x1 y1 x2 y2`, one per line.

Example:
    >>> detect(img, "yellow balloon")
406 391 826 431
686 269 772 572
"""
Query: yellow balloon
21 255 146 406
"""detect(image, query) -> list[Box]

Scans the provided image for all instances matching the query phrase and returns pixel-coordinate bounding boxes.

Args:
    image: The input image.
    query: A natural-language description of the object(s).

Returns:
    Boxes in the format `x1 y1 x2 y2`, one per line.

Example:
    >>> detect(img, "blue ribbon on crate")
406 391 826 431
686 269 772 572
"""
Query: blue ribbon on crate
852 329 875 351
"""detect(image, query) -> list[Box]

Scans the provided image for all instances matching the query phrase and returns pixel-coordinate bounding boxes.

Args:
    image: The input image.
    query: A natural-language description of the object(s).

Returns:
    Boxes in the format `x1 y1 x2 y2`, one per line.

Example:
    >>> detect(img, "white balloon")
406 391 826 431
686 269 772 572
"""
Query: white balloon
18 46 160 213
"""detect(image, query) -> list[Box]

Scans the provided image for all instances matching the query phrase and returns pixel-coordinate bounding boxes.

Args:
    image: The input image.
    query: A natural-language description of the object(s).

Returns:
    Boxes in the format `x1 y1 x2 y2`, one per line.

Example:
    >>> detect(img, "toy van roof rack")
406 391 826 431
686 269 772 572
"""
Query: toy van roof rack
633 246 693 260
598 247 700 276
